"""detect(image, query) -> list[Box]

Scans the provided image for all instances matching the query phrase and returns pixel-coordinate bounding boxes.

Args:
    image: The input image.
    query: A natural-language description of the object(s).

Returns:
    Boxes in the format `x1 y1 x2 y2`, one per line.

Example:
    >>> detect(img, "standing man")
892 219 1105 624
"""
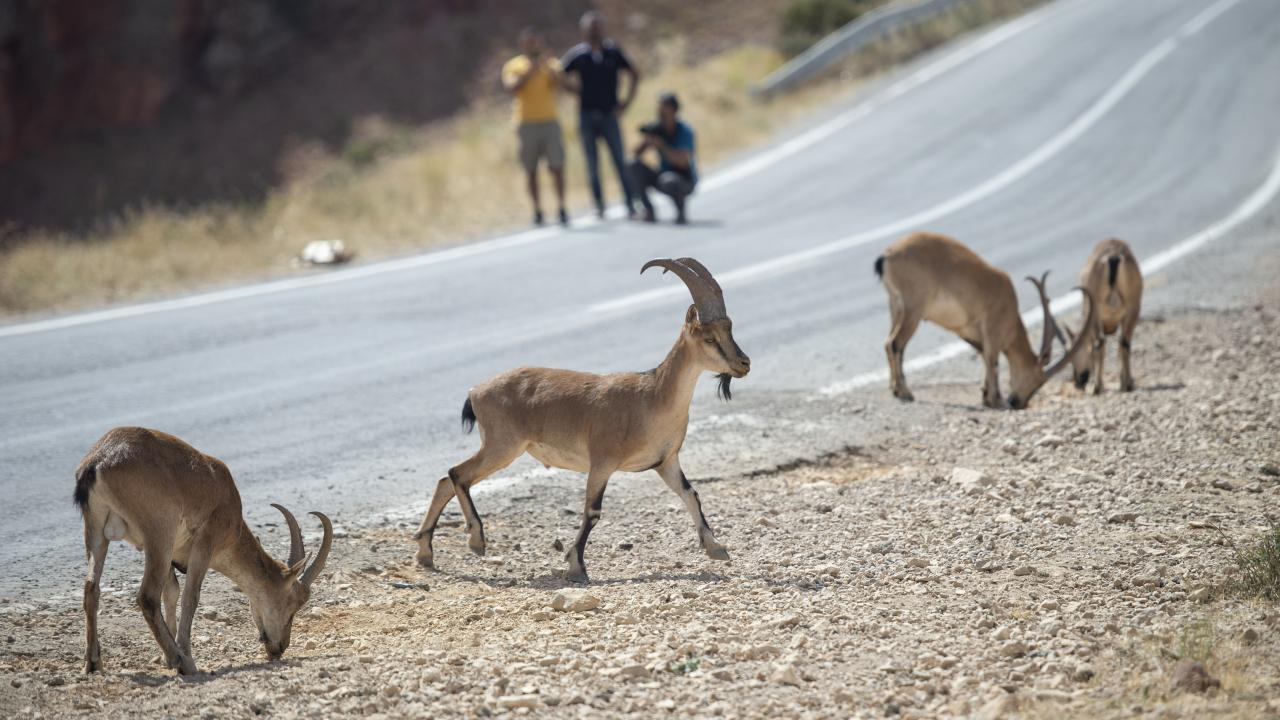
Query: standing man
630 92 697 225
503 26 568 226
560 11 640 219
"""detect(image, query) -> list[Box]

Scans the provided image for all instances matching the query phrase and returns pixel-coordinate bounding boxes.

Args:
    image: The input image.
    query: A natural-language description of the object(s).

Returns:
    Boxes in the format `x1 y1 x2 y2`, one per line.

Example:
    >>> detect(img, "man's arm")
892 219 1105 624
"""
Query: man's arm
616 48 639 114
558 50 582 93
652 136 690 169
501 59 535 94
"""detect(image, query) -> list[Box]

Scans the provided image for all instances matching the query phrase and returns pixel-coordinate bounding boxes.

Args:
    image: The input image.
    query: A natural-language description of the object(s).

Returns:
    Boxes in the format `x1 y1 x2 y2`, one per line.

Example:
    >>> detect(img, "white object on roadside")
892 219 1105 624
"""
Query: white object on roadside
300 239 351 265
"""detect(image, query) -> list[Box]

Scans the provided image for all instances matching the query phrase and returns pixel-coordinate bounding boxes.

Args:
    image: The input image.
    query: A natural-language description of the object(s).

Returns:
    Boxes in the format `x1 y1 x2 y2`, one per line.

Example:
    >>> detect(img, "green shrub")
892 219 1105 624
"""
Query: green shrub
779 0 879 57
1234 523 1280 600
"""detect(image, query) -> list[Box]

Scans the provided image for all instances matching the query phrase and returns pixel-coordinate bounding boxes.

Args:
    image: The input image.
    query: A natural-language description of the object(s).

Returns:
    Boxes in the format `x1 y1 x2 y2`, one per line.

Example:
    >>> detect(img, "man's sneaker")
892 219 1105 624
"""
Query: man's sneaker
642 208 657 223
559 209 569 227
534 210 544 226
675 211 688 225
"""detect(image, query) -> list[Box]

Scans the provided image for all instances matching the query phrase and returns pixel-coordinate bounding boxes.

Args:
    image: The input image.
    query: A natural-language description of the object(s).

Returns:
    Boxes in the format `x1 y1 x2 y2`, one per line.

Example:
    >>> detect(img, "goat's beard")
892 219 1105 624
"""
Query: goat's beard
716 373 733 401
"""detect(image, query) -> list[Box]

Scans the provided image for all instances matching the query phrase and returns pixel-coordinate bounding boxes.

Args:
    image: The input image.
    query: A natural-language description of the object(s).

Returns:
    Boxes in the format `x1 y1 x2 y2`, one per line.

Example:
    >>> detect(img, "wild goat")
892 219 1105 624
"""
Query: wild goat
414 257 750 583
75 427 333 674
875 231 1095 409
1059 238 1143 393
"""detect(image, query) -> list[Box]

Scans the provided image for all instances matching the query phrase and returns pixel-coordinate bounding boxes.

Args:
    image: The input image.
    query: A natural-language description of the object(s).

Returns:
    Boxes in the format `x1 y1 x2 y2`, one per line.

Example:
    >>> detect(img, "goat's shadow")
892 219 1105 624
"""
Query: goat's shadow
1135 382 1185 393
429 564 813 591
123 657 302 685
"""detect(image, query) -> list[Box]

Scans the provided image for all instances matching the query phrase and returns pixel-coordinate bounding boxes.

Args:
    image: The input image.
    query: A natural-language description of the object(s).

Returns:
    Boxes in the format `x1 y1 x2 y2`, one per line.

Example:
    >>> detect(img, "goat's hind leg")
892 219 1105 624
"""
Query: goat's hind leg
82 511 109 673
413 476 455 569
656 457 728 561
1118 314 1138 392
138 545 196 675
885 299 921 401
148 566 180 666
448 435 526 558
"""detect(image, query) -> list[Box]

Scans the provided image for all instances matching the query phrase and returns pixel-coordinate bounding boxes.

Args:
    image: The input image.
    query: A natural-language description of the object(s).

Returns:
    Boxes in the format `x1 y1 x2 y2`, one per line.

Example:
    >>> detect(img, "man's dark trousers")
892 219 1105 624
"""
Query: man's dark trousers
630 160 693 218
580 110 636 214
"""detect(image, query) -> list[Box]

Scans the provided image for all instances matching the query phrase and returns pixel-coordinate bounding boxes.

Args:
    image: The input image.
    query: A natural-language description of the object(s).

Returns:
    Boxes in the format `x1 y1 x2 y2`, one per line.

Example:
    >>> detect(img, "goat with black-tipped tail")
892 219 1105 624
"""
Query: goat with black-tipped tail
1059 238 1143 394
75 427 334 674
414 257 750 584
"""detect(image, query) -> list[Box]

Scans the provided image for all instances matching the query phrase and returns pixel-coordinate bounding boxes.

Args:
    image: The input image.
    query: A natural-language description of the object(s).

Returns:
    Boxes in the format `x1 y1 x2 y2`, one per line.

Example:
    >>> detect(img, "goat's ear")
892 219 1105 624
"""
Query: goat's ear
285 557 307 580
684 304 699 325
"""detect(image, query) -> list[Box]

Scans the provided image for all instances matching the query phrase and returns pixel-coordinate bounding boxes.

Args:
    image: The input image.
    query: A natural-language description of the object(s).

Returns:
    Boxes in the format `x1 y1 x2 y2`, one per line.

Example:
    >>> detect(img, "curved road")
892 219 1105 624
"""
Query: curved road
2 0 1278 597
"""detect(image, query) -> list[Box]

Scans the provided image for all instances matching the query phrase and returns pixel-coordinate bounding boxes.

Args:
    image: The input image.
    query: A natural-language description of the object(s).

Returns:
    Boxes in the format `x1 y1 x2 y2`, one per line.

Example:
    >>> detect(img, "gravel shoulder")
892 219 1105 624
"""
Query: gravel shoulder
3 289 1279 718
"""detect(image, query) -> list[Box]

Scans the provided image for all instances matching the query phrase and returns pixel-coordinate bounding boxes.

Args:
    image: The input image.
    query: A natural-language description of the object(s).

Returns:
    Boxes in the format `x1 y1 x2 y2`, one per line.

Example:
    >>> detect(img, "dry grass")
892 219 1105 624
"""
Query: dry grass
0 0 1042 317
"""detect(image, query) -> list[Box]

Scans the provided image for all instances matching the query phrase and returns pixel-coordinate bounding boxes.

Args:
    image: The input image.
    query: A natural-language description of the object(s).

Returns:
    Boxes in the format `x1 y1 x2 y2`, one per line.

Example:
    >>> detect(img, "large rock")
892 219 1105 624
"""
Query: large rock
950 467 993 495
1169 659 1220 694
550 591 600 613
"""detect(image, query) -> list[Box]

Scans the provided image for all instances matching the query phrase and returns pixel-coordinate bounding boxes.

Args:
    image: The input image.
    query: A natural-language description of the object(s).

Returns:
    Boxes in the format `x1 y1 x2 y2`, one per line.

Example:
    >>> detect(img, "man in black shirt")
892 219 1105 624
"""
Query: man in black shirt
560 11 640 219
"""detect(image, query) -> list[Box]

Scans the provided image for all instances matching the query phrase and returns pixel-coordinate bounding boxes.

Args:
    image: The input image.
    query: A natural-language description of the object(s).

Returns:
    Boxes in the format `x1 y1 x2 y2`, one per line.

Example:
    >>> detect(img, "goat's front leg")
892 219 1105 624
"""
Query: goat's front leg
1092 338 1107 395
175 544 211 659
982 346 1003 408
566 464 616 584
414 476 455 569
138 547 196 675
655 457 728 561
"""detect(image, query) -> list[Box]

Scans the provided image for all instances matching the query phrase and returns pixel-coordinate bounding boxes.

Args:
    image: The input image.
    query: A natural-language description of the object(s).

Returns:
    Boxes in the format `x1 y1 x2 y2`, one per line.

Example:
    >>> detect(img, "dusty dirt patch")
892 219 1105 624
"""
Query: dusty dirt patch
2 300 1278 718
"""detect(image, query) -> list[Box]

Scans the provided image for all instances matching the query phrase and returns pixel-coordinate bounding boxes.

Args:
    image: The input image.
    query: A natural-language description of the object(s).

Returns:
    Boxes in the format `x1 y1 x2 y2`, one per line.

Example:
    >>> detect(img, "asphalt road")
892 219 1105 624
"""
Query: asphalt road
2 0 1278 598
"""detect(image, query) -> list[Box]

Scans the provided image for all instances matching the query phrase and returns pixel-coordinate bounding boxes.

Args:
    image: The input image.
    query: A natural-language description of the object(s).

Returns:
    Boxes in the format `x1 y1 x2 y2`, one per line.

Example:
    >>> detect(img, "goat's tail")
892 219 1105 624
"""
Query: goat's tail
874 255 885 279
1106 255 1121 288
73 463 97 515
460 396 477 434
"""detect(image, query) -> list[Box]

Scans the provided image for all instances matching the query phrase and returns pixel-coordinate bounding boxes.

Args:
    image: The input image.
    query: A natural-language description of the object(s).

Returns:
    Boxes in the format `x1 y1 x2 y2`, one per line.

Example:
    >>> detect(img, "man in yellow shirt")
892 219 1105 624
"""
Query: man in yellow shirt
502 27 568 226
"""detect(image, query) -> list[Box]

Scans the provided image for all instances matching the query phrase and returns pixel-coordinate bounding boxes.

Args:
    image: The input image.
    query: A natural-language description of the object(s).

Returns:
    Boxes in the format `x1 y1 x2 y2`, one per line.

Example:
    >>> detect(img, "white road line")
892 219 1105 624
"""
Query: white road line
697 4 1059 194
592 0 1241 317
0 4 1058 340
818 143 1280 397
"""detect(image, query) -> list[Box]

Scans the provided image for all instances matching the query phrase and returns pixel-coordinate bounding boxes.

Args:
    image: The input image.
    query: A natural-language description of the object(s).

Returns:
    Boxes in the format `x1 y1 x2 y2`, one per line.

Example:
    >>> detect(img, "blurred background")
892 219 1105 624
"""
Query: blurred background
0 0 1034 315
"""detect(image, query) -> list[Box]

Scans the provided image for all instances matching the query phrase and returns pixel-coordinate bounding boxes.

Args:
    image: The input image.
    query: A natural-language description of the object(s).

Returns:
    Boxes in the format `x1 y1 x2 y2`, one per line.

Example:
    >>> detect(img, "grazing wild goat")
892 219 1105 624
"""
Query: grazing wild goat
75 427 333 674
875 231 1095 409
1059 238 1143 393
414 257 750 583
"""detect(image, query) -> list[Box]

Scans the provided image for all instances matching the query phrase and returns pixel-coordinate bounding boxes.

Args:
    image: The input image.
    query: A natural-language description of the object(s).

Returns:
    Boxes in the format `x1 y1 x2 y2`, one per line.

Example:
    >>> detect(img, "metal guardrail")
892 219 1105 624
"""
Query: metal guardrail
754 0 973 97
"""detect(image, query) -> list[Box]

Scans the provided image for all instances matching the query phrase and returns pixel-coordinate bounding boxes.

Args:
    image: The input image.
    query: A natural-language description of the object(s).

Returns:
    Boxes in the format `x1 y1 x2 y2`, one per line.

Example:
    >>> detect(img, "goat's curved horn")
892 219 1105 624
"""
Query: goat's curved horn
1043 287 1097 382
642 258 727 322
299 511 334 590
1025 272 1055 367
674 257 724 298
271 503 305 567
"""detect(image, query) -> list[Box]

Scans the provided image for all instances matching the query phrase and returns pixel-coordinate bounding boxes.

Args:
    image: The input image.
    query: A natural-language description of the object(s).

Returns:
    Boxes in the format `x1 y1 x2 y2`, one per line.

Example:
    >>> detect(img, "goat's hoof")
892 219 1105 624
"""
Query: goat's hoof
706 546 731 561
84 658 100 674
468 541 486 557
564 568 590 585
1120 380 1135 393
415 553 435 570
1092 386 1105 396
892 389 914 402
171 654 197 675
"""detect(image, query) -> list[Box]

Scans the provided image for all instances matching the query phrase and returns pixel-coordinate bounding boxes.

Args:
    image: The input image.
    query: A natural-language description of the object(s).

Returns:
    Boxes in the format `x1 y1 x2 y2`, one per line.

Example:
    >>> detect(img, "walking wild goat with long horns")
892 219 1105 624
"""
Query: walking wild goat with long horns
875 232 1095 409
75 427 333 674
414 257 750 583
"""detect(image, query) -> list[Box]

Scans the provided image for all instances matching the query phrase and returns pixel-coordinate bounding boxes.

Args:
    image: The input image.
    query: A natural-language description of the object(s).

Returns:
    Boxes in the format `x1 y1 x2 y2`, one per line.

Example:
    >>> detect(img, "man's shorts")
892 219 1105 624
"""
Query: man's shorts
517 120 565 172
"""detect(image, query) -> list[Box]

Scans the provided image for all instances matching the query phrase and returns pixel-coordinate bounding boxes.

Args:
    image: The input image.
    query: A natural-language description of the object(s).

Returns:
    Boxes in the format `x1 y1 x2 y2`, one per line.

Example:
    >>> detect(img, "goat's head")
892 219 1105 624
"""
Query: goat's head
1056 321 1098 389
1007 274 1096 410
255 505 334 660
642 258 751 394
